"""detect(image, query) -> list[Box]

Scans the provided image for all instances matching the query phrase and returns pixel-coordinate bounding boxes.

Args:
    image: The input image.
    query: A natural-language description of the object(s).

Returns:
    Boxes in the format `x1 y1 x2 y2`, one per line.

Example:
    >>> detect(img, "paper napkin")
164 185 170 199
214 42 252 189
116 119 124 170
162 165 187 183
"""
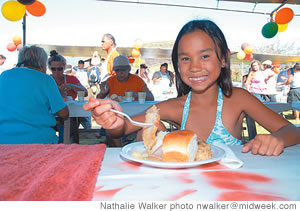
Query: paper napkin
213 142 243 169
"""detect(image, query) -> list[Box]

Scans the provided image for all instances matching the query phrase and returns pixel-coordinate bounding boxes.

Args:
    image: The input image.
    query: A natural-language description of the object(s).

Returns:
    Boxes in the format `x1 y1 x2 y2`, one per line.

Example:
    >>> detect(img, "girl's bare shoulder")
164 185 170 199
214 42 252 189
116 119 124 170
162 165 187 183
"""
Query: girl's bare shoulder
227 87 257 107
156 96 186 119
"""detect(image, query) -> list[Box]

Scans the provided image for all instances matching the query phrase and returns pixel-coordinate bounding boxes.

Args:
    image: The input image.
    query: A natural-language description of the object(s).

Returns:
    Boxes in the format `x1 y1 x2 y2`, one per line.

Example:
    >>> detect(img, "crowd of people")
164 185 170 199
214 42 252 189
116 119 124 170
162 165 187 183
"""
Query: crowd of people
0 20 299 151
243 59 300 121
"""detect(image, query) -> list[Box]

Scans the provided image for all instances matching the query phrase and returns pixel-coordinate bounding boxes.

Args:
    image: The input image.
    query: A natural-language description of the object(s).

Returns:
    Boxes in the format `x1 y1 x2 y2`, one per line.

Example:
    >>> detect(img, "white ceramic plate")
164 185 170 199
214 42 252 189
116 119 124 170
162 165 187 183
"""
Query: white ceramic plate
120 142 225 169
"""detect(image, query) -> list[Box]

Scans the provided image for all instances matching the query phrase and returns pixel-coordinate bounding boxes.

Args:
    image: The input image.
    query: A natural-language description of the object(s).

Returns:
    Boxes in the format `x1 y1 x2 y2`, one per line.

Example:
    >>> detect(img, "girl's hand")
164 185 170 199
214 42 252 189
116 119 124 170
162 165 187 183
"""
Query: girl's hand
83 97 125 130
242 134 284 156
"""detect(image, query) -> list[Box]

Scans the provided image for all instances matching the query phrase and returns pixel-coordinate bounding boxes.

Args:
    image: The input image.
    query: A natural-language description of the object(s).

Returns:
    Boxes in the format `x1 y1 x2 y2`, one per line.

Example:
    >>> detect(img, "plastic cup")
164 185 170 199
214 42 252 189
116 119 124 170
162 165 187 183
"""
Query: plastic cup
138 92 146 104
125 91 133 102
77 91 85 102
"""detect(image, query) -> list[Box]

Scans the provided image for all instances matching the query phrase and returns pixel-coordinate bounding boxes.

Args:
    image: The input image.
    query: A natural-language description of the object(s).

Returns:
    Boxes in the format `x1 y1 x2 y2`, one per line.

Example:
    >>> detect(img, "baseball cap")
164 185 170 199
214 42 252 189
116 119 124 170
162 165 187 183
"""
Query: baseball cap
262 60 272 66
113 55 130 70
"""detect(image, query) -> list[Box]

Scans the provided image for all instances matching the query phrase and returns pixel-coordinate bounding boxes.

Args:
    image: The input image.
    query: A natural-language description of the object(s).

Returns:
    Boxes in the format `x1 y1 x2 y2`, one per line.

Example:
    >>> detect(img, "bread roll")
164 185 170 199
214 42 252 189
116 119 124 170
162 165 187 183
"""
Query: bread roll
142 105 160 152
162 130 198 162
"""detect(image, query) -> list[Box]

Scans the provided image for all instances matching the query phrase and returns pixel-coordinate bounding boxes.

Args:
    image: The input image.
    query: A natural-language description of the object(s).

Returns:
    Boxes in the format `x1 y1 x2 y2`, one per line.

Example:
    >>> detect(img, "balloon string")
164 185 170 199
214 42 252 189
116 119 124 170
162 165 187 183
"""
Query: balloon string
270 0 289 22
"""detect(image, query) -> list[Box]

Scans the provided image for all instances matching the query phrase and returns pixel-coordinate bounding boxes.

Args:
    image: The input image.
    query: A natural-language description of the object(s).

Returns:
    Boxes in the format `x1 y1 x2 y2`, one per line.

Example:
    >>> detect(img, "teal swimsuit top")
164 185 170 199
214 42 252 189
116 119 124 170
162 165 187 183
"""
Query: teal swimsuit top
181 86 242 145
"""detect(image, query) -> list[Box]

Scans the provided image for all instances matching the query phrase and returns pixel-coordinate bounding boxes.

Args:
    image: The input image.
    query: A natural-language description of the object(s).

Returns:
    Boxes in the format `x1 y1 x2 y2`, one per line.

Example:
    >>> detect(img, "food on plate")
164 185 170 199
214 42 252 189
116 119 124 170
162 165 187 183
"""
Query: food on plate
162 130 198 162
142 105 160 152
133 106 213 163
195 140 212 161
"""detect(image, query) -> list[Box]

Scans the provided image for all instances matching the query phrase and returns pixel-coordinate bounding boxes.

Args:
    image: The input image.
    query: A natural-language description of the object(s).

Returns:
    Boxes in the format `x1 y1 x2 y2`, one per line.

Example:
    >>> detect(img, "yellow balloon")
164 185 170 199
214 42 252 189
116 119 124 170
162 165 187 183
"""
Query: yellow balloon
1 1 26 21
237 51 245 60
278 24 288 33
244 46 253 54
13 35 22 46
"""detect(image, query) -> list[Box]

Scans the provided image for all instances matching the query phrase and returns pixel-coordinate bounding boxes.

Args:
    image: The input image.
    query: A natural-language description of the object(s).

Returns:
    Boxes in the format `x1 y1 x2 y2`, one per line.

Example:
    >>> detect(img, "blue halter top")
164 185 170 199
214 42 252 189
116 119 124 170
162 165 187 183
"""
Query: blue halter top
180 86 242 145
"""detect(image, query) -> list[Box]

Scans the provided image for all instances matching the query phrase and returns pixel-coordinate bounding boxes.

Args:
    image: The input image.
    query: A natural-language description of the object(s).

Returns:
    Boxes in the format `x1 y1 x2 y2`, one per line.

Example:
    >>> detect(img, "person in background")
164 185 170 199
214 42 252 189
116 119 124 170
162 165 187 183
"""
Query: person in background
48 50 89 142
152 63 175 100
262 60 277 102
73 60 89 91
87 51 102 98
101 33 119 80
84 19 299 155
0 54 7 75
75 60 85 71
97 55 154 101
136 64 151 84
0 45 69 144
48 50 87 100
245 60 268 102
97 55 154 147
282 62 300 122
276 67 290 103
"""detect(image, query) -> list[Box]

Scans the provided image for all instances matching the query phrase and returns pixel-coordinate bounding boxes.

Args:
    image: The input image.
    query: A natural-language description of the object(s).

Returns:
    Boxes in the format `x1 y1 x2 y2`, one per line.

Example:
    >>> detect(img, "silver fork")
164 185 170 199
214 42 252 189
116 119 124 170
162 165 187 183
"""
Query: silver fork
110 109 153 127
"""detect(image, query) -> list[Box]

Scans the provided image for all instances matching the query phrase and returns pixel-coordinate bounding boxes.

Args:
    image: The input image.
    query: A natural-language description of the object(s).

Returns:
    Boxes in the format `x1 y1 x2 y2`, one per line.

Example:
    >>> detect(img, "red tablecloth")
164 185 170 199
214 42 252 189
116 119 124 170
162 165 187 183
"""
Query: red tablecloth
0 144 106 201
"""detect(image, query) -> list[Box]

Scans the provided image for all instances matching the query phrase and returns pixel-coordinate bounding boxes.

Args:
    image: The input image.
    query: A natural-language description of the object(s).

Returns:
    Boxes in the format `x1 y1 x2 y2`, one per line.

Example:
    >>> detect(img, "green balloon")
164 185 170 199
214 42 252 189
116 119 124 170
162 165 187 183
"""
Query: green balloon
262 22 278 39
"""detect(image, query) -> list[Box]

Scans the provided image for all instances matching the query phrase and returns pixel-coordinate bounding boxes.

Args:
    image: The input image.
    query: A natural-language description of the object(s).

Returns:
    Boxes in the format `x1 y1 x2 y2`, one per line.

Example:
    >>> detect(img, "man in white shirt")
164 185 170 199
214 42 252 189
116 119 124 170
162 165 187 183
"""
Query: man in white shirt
262 60 277 102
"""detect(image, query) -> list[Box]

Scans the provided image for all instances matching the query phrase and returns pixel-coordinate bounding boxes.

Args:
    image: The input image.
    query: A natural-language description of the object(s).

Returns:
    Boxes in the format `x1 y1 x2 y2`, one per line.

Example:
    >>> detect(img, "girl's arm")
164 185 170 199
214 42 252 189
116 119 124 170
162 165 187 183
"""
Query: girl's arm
238 89 299 155
83 98 168 139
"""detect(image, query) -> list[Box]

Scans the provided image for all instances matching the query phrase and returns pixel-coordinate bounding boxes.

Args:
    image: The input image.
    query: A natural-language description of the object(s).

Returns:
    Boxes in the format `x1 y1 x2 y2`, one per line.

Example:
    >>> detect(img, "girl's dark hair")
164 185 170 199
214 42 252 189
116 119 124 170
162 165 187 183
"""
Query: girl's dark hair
48 50 66 66
171 19 232 97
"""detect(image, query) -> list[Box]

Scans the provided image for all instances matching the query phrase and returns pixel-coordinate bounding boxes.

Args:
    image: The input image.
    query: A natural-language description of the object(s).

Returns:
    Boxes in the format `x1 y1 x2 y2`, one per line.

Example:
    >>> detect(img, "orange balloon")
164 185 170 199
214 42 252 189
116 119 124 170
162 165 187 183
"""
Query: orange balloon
12 35 22 46
244 53 253 61
273 67 280 74
275 8 294 24
26 0 46 17
128 57 135 64
7 43 17 52
132 49 140 58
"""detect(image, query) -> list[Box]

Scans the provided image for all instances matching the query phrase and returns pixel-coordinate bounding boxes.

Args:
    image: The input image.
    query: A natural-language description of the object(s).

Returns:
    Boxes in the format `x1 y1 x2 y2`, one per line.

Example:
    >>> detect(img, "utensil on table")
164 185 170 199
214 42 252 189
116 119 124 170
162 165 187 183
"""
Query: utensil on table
110 109 153 127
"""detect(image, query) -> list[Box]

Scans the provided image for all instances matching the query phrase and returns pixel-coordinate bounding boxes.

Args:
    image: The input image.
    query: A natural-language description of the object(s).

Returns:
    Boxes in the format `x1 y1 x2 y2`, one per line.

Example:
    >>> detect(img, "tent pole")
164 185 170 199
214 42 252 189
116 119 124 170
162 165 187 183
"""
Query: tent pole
22 15 26 46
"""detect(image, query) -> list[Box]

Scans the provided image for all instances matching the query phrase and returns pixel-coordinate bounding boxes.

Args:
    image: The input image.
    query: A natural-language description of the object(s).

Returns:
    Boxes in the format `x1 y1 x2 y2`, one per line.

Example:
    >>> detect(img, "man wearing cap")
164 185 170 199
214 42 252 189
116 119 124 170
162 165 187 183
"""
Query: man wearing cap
262 60 277 102
97 55 154 101
97 55 154 147
101 33 119 80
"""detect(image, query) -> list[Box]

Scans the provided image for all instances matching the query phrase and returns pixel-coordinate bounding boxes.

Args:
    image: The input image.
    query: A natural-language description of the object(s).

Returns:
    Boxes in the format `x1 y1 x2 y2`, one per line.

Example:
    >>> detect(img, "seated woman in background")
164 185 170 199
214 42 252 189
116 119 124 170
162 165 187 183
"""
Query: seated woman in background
48 50 87 100
48 50 90 143
0 45 69 144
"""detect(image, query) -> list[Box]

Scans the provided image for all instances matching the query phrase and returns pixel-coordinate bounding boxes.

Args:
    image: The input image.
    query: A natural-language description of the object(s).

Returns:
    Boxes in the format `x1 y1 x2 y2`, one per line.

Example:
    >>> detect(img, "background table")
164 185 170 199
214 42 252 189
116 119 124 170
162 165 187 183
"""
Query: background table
64 100 91 144
246 102 293 140
92 144 300 201
119 101 159 116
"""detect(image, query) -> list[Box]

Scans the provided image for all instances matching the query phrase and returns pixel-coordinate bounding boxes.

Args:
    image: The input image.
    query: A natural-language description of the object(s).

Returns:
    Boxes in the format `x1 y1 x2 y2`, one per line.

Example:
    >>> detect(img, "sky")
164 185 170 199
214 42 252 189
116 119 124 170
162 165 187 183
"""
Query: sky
0 0 299 67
